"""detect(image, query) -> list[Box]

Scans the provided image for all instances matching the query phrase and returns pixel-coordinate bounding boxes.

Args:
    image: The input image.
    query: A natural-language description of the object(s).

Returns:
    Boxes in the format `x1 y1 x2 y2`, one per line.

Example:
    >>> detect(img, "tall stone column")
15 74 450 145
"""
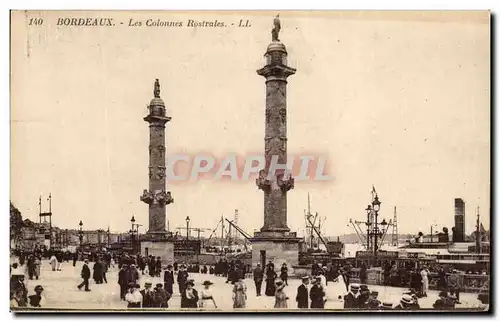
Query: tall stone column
256 30 296 234
140 79 174 236
251 16 302 272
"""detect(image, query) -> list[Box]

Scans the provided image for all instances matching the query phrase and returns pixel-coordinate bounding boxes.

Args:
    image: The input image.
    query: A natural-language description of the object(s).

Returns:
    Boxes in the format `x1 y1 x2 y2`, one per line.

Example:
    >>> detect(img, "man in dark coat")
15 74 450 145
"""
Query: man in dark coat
253 264 264 296
343 283 360 309
118 264 129 300
153 283 171 308
93 259 104 284
177 265 189 294
155 257 162 277
72 252 78 267
296 276 309 309
280 263 289 286
140 282 155 308
309 276 325 309
366 291 382 309
77 259 91 291
164 264 175 295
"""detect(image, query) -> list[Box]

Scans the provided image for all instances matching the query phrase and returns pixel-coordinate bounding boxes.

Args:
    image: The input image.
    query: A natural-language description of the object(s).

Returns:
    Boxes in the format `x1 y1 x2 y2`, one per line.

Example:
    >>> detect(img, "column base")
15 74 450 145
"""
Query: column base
249 231 303 276
140 239 174 264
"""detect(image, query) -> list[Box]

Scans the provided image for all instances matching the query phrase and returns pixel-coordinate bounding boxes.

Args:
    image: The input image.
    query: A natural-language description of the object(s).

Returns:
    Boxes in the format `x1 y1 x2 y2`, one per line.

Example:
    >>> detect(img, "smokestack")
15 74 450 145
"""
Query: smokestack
454 198 465 242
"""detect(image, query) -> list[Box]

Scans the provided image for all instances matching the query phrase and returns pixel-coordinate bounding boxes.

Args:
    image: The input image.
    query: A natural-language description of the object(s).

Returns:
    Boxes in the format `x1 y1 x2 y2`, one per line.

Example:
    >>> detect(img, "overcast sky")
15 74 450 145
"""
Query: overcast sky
11 11 490 238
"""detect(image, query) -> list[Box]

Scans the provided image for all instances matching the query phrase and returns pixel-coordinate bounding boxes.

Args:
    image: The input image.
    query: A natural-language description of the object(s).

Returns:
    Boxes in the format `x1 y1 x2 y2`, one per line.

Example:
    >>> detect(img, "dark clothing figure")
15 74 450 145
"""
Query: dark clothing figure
164 270 175 295
28 294 42 307
177 270 189 294
118 268 129 300
309 284 325 309
140 289 155 308
438 270 448 291
253 266 264 296
264 268 277 297
155 258 162 277
93 261 104 284
180 289 199 308
154 288 171 308
280 265 289 286
359 263 367 285
296 284 309 309
72 253 78 267
367 299 382 309
78 263 91 291
343 292 359 309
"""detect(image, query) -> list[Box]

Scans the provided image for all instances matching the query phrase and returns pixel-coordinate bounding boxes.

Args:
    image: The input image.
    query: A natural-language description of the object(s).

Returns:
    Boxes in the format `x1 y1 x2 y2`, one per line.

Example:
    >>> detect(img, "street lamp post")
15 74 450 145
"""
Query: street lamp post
186 216 191 240
78 220 83 248
107 227 110 248
130 216 136 253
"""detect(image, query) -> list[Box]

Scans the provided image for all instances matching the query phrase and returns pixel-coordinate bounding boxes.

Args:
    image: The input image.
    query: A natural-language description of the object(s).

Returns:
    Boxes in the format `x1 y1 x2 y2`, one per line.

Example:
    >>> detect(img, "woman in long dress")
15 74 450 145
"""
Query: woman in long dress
232 278 247 308
199 280 217 309
265 266 277 296
181 280 199 308
420 266 429 297
274 280 288 308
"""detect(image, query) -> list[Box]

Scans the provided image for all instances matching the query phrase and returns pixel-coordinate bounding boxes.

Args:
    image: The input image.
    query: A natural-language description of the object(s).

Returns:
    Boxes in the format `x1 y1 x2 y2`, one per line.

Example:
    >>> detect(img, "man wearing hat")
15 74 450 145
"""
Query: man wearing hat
296 276 309 309
310 276 325 309
366 291 381 309
343 283 360 309
448 269 462 304
177 265 189 294
394 294 413 310
118 264 129 301
381 301 393 310
253 264 264 296
77 259 91 292
141 281 155 308
28 285 45 308
164 264 175 296
153 283 171 308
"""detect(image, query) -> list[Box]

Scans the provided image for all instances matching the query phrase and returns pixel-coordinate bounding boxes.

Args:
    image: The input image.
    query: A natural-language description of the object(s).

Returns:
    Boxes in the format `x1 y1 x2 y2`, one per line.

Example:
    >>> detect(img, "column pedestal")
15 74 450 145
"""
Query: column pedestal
140 233 174 264
249 231 302 275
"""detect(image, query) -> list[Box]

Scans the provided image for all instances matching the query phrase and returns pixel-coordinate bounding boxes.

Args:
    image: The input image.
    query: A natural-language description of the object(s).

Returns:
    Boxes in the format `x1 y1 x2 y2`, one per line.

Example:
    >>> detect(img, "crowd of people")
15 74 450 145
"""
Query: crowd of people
10 250 486 311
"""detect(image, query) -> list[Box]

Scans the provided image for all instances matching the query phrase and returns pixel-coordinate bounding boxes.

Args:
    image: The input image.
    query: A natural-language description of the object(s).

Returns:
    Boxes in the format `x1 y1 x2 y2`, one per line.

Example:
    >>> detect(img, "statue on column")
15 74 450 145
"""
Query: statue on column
154 78 160 98
272 14 281 42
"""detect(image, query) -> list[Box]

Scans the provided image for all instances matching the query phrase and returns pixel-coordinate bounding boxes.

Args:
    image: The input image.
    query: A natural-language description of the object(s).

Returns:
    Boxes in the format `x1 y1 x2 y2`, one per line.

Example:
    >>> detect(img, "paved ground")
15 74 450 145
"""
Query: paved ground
14 260 486 311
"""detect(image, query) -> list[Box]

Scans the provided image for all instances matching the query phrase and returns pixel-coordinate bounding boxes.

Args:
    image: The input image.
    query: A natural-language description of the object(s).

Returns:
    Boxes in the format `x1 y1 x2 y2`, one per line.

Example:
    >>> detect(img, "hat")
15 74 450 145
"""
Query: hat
202 280 213 286
34 285 44 292
370 291 379 296
360 284 369 290
128 282 135 287
350 283 360 291
145 282 152 287
187 280 195 287
439 291 448 297
301 276 310 281
382 301 393 308
156 283 163 288
167 264 173 268
131 264 136 267
400 294 413 305
134 283 140 288
275 280 284 286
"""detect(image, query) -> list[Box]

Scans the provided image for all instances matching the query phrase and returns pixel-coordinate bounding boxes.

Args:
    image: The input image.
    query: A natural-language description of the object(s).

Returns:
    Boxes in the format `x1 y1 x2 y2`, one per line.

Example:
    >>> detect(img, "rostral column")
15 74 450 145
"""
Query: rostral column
140 79 174 237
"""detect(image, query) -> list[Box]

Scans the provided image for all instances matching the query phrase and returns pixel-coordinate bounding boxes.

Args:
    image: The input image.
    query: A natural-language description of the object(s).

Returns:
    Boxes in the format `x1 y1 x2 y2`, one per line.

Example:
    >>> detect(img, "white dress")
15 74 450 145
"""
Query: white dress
199 288 216 309
420 269 429 294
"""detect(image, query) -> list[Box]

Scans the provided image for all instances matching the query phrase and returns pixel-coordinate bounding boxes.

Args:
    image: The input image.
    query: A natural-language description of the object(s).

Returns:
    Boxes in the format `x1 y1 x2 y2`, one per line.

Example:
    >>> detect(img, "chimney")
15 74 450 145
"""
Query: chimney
454 198 465 242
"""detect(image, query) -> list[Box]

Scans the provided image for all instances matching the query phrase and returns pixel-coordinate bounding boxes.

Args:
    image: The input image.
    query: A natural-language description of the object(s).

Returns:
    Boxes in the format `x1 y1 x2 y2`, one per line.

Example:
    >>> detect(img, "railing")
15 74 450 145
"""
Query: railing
348 268 489 293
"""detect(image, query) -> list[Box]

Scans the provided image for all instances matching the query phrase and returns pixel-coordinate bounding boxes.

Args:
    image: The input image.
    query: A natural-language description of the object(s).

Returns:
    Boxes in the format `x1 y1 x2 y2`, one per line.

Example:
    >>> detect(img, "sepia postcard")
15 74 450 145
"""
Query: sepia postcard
9 10 490 313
